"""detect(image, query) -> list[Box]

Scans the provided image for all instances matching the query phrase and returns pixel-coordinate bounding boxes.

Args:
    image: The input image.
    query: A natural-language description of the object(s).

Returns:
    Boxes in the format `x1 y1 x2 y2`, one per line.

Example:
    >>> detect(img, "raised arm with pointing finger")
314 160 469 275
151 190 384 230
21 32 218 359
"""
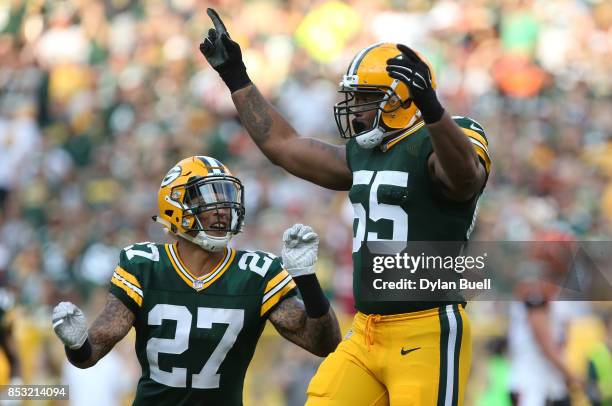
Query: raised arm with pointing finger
199 9 352 191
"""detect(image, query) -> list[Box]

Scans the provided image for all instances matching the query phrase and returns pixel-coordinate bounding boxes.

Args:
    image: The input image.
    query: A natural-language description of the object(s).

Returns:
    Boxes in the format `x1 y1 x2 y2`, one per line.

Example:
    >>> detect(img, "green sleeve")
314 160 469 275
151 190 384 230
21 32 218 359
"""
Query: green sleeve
109 247 144 315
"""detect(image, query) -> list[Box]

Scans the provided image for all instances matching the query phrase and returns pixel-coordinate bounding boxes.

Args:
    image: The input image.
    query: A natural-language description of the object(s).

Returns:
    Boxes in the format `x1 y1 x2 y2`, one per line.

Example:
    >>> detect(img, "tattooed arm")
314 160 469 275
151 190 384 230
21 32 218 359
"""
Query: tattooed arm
268 296 341 357
72 294 135 368
200 10 350 190
232 85 352 191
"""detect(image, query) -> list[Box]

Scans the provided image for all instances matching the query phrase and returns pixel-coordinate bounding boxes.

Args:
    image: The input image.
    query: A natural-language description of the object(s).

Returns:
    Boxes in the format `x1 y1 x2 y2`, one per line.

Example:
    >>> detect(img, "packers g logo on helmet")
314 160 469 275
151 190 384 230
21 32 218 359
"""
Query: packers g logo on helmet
160 165 182 187
154 156 245 252
334 42 437 148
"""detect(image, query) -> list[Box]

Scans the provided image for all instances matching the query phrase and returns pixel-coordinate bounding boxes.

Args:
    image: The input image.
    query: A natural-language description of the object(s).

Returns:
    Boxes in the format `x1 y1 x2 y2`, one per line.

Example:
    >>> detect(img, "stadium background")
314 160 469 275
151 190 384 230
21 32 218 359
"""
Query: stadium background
0 0 611 404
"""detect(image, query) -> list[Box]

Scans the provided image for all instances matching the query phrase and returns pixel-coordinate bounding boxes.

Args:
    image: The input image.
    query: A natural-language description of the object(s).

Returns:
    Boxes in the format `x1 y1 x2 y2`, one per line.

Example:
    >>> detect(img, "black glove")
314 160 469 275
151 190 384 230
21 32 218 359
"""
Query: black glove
386 44 444 124
199 8 251 93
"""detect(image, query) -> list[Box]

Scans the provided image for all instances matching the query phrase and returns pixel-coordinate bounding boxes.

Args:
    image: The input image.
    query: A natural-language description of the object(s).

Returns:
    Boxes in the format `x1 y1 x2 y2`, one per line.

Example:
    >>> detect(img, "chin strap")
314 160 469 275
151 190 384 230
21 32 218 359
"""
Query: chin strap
155 214 233 252
355 104 386 149
177 230 232 252
356 127 385 149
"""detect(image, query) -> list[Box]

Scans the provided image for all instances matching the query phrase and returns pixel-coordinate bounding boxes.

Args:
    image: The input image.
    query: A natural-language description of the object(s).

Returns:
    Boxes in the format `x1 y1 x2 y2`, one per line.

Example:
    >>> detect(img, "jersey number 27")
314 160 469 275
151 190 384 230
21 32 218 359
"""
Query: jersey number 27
147 305 243 389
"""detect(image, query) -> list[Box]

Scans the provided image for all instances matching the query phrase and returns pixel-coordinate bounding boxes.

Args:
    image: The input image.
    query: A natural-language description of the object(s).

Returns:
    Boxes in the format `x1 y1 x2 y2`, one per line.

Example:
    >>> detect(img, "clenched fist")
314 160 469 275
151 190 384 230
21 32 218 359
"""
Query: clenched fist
281 224 319 277
52 302 88 349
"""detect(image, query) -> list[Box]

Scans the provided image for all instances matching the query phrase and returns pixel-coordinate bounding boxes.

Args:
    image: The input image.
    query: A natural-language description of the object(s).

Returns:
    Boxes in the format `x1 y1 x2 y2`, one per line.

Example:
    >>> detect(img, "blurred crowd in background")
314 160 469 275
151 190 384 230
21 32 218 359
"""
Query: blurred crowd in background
0 0 611 404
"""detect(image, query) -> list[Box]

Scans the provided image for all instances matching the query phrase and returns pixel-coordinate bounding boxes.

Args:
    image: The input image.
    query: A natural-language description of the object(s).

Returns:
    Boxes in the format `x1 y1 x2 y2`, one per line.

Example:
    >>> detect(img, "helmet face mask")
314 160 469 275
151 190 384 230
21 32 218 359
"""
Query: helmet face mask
334 84 403 140
333 43 432 148
178 175 244 235
156 156 245 252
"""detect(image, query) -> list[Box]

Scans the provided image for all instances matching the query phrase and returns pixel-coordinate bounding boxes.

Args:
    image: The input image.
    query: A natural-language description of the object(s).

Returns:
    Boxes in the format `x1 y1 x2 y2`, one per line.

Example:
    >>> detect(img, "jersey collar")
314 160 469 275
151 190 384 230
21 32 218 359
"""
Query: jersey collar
380 121 425 152
165 243 235 291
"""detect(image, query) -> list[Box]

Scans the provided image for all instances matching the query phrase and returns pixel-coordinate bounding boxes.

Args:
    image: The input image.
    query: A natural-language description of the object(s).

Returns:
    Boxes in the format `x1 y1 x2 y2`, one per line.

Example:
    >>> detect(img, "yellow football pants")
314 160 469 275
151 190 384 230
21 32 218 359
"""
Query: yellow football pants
306 305 471 406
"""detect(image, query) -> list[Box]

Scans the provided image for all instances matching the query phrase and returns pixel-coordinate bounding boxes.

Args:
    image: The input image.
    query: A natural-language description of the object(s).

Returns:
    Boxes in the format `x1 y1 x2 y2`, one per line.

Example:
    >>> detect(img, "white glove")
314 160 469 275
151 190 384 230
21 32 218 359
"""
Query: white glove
52 302 88 349
281 224 319 277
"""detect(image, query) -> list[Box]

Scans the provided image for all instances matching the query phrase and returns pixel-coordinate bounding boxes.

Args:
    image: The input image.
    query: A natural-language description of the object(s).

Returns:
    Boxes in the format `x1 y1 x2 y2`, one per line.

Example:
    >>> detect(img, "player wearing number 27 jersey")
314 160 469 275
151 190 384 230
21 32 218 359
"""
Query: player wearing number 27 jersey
109 243 294 405
201 8 491 406
51 156 341 405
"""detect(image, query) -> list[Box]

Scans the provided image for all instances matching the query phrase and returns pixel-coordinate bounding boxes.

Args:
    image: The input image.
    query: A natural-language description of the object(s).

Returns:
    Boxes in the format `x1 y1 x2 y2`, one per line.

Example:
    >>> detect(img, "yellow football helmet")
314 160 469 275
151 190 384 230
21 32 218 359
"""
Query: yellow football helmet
154 156 245 252
334 42 437 148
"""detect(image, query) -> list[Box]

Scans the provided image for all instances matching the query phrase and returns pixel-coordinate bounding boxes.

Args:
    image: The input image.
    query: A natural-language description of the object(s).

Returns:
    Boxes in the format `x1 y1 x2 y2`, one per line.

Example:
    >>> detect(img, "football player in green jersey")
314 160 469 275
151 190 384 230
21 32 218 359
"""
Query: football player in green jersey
200 8 491 406
51 156 341 406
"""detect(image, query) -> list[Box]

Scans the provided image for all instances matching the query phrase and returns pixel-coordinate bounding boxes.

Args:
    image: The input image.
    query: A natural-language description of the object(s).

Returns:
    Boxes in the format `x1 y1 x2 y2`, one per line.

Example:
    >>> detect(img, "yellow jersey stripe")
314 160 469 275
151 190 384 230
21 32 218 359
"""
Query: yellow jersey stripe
461 128 491 173
461 128 489 148
466 136 491 173
198 249 235 290
471 145 491 173
112 272 143 297
383 121 426 152
263 274 293 303
199 248 232 284
264 269 291 294
114 266 141 289
111 276 143 306
165 244 235 291
261 279 297 316
174 245 228 281
468 137 488 153
169 244 231 284
165 244 194 286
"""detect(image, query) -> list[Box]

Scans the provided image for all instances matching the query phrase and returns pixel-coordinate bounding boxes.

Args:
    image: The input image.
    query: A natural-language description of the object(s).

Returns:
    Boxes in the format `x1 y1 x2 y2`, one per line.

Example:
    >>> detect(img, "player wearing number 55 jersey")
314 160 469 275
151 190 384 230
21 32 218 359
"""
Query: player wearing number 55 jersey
200 8 491 406
51 156 341 406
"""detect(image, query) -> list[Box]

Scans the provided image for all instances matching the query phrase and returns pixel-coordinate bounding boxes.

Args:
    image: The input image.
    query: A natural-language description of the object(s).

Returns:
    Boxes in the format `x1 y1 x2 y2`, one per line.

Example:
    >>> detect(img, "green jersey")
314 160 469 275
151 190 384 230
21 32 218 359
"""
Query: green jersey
347 116 491 314
109 242 297 406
